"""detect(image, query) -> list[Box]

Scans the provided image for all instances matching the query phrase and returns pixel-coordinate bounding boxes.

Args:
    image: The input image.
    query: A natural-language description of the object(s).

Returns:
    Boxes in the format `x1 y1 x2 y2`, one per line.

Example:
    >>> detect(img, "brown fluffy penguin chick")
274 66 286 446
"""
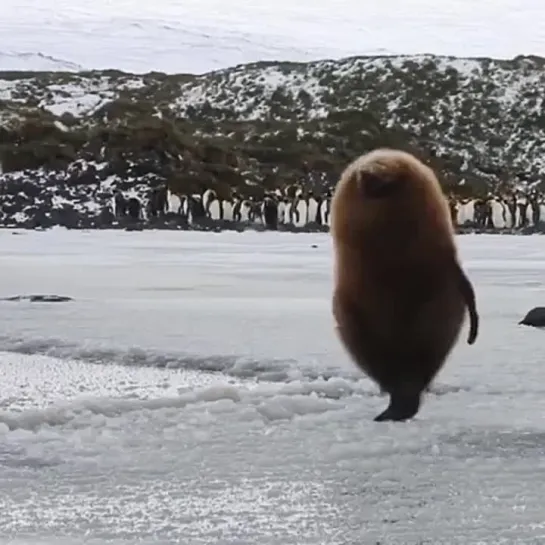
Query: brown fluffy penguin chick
330 148 479 422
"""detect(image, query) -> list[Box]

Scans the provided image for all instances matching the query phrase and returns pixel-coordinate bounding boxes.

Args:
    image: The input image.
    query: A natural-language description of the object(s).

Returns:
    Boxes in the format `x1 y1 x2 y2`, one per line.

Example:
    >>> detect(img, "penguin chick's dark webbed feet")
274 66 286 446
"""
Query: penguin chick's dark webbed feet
373 392 421 422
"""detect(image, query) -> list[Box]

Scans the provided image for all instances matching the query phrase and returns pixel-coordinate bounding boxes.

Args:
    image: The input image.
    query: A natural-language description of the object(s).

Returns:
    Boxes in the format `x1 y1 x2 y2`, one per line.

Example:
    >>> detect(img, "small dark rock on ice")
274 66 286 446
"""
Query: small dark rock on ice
1 294 73 303
519 307 545 327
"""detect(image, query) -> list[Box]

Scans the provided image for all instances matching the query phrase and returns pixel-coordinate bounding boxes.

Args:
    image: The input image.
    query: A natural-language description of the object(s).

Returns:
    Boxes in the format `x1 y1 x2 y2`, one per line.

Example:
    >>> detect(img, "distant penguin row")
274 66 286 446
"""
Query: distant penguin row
167 188 333 229
450 192 545 230
109 182 544 231
110 186 332 229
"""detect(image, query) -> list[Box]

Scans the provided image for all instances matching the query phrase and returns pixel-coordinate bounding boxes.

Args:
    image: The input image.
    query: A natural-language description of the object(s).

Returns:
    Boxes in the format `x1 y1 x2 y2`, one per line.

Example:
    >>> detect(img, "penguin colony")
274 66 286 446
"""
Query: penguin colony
330 148 480 422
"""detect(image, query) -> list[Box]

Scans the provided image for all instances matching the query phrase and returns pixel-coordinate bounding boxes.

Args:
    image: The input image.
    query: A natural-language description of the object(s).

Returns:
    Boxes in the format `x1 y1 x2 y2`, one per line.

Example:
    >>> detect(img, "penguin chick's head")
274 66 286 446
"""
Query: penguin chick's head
352 148 440 202
331 148 450 239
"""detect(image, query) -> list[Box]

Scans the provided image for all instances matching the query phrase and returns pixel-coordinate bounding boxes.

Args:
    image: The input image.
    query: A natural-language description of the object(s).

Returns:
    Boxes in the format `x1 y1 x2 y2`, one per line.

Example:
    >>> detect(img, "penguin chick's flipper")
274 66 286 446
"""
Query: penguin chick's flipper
373 392 422 422
453 260 479 345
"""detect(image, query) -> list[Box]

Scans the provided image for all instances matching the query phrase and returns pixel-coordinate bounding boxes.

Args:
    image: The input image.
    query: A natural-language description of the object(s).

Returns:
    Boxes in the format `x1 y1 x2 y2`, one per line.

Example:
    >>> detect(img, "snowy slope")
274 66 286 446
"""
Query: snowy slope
2 0 545 73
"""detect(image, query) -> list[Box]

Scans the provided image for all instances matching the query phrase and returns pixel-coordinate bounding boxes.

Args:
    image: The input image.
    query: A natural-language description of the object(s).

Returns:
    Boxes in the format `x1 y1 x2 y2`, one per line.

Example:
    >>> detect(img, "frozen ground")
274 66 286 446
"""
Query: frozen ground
1 229 545 544
2 0 545 73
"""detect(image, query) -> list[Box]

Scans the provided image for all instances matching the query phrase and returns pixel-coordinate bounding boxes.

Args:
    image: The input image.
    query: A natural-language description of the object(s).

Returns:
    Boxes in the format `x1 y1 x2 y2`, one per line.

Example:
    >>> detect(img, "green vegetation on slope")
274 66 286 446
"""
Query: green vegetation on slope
1 53 545 198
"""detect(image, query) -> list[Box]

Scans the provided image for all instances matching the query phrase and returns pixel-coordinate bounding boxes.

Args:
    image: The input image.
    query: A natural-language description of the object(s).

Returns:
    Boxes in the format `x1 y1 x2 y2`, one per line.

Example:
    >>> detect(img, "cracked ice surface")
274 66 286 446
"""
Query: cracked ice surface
1 229 545 544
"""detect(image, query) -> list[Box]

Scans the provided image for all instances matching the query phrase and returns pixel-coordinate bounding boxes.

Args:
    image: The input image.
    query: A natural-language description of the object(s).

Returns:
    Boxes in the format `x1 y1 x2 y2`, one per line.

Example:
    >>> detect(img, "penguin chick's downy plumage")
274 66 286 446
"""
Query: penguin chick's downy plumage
330 148 479 422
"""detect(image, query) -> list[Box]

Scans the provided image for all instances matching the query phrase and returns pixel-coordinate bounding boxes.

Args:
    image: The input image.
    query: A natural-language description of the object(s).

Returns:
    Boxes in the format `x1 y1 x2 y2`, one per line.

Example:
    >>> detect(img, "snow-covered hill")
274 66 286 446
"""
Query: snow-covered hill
1 53 545 230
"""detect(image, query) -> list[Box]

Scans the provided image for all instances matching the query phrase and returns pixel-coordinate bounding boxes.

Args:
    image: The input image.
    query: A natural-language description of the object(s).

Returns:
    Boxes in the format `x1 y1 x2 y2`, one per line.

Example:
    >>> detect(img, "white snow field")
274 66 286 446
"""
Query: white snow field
1 229 545 544
2 0 545 73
